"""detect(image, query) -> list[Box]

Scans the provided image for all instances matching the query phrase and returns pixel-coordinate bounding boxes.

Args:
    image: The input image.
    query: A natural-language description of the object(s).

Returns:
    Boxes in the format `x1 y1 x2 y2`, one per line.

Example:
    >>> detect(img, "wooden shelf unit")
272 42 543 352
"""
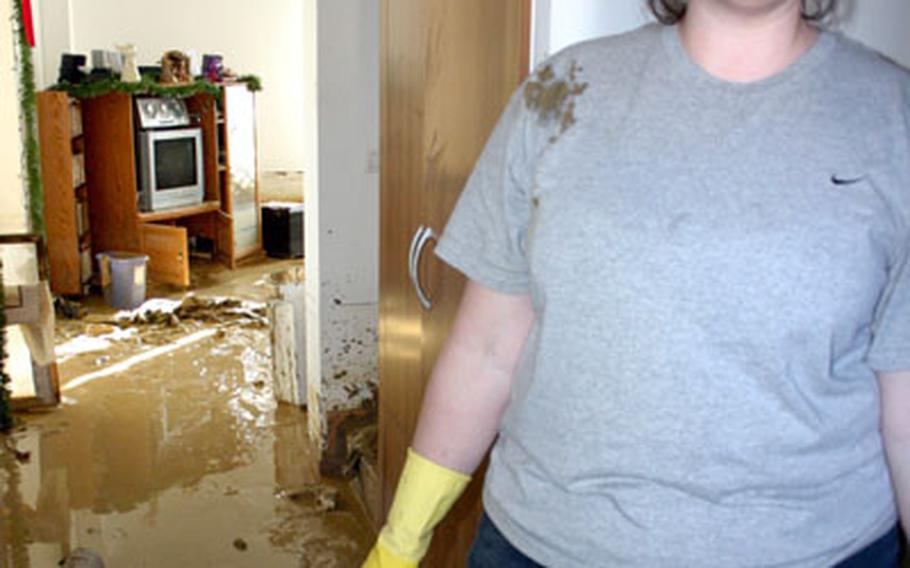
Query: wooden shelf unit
37 85 262 290
37 92 93 296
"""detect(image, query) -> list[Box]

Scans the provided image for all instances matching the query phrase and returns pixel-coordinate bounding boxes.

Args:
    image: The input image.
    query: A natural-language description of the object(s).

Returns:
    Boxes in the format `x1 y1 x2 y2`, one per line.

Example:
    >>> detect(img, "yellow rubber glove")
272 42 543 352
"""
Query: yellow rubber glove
362 448 471 567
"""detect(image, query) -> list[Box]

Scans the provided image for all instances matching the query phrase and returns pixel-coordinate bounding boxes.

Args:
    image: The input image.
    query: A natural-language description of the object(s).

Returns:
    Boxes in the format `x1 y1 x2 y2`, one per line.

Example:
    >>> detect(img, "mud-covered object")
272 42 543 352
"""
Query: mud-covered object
119 296 267 328
435 23 910 567
61 548 105 568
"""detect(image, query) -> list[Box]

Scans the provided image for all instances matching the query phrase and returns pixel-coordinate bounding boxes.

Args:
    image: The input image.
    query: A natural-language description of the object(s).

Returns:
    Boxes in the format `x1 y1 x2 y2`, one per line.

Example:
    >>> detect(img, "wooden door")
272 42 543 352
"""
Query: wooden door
379 1 531 565
140 223 190 287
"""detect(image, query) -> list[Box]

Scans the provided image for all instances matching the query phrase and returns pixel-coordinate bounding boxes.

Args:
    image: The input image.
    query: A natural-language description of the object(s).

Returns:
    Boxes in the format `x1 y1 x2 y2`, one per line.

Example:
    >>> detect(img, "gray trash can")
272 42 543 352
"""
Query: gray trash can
96 252 149 310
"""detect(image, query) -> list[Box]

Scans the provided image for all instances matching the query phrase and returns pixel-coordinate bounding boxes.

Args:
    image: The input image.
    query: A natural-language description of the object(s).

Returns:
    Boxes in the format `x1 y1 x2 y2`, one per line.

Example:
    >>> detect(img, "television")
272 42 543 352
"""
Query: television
137 127 205 212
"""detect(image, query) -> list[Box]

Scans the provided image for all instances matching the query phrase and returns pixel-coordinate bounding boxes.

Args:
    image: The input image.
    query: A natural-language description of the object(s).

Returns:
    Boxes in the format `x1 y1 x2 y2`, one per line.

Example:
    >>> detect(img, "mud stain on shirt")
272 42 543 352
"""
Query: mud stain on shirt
523 61 589 144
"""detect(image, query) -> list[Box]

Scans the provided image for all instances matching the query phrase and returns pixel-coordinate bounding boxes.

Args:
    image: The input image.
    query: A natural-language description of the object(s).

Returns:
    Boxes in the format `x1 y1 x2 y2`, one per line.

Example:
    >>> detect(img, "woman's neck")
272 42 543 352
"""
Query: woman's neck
679 1 820 83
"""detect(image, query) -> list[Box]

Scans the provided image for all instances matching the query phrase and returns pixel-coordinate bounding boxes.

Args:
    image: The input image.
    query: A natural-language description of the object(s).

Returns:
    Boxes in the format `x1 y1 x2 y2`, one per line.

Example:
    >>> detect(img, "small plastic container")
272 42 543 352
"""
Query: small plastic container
96 252 149 309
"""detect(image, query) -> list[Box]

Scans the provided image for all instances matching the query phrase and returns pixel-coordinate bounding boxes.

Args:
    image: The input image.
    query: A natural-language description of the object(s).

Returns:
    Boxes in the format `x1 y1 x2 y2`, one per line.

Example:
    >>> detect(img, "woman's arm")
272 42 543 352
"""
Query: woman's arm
878 370 910 539
362 281 534 567
412 279 535 474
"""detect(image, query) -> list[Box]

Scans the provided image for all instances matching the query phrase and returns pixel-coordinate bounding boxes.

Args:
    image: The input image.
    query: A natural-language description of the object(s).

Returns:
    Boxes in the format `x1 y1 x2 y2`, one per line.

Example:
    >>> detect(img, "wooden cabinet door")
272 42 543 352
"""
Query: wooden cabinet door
140 223 190 287
379 1 530 565
223 84 261 260
37 92 81 295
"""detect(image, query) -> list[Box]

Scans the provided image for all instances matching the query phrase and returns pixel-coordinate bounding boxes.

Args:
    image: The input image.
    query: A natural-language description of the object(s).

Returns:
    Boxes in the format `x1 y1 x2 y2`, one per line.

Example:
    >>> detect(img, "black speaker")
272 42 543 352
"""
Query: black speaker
262 203 304 259
58 54 87 84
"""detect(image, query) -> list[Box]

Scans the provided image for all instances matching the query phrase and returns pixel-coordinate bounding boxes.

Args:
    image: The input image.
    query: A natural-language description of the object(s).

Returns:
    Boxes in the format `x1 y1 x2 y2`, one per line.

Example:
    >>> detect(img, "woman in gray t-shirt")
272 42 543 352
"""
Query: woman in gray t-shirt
364 1 910 566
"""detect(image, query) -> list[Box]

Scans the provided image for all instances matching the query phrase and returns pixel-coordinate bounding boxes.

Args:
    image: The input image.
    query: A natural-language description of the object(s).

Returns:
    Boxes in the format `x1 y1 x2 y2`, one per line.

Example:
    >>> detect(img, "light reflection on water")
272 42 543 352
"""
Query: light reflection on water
0 319 372 567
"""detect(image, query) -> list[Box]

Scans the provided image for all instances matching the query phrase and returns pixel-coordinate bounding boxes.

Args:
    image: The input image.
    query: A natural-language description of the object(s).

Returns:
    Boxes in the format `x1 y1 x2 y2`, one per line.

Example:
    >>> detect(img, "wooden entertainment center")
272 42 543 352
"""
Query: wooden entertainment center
37 83 261 293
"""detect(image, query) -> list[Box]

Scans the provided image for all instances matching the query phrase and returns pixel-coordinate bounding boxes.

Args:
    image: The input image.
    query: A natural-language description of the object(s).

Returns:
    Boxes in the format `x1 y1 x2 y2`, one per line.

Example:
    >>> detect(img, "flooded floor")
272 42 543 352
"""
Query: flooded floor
1 259 374 567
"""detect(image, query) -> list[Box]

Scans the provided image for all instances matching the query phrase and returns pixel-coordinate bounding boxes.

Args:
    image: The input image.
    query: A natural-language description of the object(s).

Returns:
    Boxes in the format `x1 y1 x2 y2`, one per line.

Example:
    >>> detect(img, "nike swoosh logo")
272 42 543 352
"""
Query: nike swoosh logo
831 175 865 186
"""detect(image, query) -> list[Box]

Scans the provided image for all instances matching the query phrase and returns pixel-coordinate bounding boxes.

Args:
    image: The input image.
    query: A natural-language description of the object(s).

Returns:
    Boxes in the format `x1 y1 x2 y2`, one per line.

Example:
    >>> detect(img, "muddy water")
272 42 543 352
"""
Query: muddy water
1 291 373 567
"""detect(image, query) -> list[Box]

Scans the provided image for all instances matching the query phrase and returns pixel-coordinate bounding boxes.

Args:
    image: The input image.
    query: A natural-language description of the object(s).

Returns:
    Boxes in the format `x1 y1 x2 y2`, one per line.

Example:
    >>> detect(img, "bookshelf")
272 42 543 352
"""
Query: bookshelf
37 92 92 296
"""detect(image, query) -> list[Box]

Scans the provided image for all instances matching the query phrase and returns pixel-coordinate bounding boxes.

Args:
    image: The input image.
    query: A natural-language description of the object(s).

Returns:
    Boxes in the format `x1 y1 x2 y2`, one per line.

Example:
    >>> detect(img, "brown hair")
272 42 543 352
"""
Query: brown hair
647 0 839 25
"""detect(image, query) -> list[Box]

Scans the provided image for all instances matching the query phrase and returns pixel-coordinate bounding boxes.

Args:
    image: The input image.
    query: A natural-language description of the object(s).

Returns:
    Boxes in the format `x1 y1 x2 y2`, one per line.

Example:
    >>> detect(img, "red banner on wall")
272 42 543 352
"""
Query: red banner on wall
20 0 35 47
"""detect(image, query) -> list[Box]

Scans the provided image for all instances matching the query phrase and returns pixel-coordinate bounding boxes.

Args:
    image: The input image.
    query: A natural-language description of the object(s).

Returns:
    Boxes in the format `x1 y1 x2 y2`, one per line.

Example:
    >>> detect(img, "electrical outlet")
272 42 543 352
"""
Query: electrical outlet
366 150 380 174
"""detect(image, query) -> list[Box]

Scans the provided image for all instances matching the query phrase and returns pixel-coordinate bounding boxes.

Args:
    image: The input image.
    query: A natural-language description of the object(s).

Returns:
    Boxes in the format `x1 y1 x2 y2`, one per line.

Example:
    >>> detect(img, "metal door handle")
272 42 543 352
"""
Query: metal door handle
408 225 436 311
408 226 422 284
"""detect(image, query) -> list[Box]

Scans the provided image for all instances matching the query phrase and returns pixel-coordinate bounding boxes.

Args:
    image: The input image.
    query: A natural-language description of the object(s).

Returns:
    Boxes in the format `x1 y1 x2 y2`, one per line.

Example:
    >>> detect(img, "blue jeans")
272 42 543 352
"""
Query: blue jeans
467 513 542 567
467 512 903 567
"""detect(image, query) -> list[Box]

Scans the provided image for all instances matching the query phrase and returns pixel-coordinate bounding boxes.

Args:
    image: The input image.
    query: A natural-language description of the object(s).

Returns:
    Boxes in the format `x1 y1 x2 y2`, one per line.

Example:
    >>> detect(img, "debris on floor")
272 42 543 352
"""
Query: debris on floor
277 484 340 513
60 548 105 568
263 265 306 287
54 296 85 320
54 295 270 359
347 424 378 466
118 295 268 328
267 269 307 407
3 437 31 464
345 422 383 525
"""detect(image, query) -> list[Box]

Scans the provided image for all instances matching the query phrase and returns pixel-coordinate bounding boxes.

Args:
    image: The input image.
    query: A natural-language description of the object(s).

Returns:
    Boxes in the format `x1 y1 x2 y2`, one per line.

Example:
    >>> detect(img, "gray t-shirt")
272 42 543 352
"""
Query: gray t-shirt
435 23 910 567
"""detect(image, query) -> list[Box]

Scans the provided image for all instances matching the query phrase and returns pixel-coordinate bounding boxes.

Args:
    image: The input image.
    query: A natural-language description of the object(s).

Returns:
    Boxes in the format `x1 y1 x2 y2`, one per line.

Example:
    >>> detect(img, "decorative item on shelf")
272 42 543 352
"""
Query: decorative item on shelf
222 68 238 82
185 49 201 78
117 44 141 83
202 54 224 82
160 50 192 85
91 49 122 74
89 68 113 80
58 54 87 84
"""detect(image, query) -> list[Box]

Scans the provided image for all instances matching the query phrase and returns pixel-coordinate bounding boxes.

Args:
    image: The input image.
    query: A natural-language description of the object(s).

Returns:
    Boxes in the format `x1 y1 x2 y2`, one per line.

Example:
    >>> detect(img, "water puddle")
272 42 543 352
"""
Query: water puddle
1 289 373 567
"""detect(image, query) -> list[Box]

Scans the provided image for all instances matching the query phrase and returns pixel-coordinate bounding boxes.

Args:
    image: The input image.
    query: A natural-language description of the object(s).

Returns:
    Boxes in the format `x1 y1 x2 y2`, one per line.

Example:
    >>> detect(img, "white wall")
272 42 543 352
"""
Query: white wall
36 0 305 172
0 0 29 234
32 0 73 90
534 0 651 65
839 1 910 68
303 0 379 442
535 0 910 69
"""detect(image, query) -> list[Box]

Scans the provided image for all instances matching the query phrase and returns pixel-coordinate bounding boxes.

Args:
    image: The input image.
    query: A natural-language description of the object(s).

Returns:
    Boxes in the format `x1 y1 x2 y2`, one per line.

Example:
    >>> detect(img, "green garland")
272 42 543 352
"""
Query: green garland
13 0 43 238
1 0 38 433
52 73 263 100
53 74 221 99
235 74 262 92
